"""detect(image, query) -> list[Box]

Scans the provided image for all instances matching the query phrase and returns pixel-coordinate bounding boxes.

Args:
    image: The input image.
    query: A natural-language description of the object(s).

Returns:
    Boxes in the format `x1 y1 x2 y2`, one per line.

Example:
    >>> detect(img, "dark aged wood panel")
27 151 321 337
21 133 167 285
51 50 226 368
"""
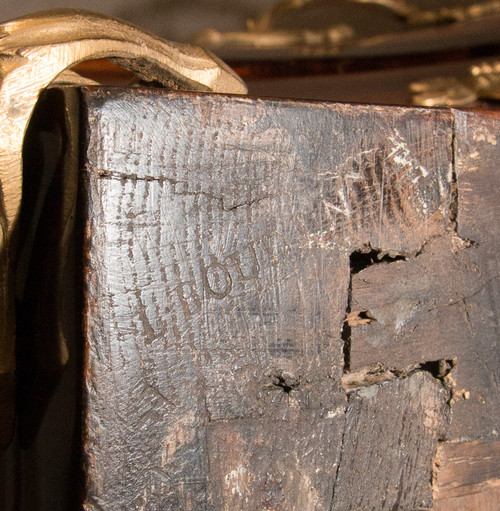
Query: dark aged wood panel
80 88 455 510
206 415 344 510
332 372 450 511
433 439 500 511
452 109 500 441
348 108 500 442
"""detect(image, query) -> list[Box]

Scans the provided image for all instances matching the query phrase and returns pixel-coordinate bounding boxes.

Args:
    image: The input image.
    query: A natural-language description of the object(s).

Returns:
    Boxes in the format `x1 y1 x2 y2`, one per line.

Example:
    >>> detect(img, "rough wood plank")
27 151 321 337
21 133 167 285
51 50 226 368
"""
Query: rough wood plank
347 108 500 441
206 415 344 510
81 88 454 510
452 109 500 441
433 439 500 511
332 372 450 511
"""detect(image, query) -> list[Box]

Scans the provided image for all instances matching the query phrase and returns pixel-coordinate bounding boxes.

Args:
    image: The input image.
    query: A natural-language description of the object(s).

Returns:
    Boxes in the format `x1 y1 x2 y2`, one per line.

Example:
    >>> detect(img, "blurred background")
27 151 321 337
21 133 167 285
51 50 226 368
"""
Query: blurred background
0 2 499 511
1 0 496 43
2 1 500 105
2 0 275 42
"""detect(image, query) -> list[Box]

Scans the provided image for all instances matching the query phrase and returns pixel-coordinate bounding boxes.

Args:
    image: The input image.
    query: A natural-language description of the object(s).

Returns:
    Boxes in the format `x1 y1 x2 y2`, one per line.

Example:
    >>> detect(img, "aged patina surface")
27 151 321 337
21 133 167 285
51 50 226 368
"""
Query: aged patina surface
78 88 499 510
0 9 246 450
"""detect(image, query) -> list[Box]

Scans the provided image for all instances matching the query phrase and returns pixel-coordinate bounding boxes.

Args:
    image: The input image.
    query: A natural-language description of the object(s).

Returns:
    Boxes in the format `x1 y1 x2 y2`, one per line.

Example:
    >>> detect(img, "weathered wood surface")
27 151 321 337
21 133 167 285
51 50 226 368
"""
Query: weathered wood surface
79 88 498 510
332 372 450 511
433 439 500 511
348 108 500 441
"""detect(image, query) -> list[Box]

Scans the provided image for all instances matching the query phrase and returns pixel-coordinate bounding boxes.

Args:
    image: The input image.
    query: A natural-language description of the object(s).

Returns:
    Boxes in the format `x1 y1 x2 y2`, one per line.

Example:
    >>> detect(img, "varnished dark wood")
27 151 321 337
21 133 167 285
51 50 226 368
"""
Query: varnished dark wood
80 88 466 510
2 85 498 510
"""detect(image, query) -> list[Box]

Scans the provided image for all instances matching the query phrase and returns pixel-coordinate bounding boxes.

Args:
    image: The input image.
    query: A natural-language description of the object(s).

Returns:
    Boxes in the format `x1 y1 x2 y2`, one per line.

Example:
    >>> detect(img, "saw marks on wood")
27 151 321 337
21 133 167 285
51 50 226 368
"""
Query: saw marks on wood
79 88 498 510
332 372 450 511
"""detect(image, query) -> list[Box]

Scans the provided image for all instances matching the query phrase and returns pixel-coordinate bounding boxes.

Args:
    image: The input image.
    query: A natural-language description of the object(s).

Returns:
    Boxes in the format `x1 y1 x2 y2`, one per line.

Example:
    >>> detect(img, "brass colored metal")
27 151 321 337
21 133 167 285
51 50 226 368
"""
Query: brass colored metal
247 0 413 33
193 0 500 56
248 0 500 31
471 61 500 101
407 0 500 25
410 77 477 107
411 61 500 107
0 8 246 240
193 25 354 54
0 8 246 448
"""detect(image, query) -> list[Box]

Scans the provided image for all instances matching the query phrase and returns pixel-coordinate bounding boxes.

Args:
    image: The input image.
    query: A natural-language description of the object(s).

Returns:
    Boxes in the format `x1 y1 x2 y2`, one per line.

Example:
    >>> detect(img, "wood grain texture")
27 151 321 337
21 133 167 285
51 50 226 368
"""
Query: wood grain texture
348 108 500 441
452 109 500 441
80 88 456 509
433 439 500 511
332 372 450 511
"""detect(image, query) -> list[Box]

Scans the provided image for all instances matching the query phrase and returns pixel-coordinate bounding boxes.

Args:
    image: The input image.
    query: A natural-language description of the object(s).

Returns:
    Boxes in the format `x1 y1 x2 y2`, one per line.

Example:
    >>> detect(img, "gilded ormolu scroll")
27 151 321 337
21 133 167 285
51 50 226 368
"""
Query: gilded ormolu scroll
0 8 246 448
